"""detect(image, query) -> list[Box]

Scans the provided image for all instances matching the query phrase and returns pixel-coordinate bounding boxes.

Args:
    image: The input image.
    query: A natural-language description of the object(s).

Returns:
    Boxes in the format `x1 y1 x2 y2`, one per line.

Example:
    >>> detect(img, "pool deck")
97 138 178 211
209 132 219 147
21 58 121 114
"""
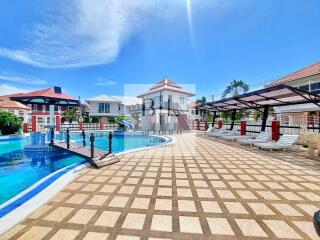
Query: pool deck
1 132 320 240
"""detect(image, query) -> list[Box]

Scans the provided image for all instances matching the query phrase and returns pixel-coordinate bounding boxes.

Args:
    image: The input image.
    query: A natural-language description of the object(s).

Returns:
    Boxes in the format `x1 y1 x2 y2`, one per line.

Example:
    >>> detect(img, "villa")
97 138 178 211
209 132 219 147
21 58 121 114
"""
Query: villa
137 77 194 131
267 61 320 126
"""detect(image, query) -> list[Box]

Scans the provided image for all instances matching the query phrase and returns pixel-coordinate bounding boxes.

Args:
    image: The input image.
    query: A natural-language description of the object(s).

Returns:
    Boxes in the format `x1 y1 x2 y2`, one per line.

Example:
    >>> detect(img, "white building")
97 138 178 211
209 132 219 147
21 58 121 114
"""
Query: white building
85 95 141 120
187 101 204 126
137 77 194 131
267 61 320 125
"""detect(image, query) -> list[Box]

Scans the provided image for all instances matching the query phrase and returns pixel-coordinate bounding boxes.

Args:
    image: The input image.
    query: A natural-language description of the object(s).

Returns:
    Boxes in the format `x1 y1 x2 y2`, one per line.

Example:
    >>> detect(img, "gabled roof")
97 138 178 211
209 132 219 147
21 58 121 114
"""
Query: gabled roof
85 95 141 105
0 99 31 110
10 86 79 106
268 61 320 86
137 76 194 98
86 95 121 103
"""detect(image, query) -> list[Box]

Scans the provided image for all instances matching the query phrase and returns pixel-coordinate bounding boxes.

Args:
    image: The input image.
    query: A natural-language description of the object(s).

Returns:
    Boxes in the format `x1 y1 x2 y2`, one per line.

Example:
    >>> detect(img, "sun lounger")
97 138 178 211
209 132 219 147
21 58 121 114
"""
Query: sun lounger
214 129 237 138
254 134 299 151
222 134 252 141
237 132 270 146
207 128 226 137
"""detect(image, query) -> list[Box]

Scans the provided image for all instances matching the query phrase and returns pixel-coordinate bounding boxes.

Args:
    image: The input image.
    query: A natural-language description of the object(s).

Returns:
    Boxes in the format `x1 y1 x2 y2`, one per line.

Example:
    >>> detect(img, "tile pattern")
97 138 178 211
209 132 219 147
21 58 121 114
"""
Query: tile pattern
1 132 320 240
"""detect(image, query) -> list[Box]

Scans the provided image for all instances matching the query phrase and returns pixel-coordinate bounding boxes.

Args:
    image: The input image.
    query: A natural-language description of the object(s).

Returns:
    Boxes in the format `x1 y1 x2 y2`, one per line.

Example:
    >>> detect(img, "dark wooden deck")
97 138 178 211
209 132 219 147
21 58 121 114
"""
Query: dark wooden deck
54 142 119 168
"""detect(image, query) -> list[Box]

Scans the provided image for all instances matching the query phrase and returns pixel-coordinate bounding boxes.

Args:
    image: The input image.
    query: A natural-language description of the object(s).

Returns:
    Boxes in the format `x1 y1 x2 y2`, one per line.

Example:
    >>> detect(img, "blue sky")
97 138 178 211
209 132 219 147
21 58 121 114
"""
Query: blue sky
0 0 320 101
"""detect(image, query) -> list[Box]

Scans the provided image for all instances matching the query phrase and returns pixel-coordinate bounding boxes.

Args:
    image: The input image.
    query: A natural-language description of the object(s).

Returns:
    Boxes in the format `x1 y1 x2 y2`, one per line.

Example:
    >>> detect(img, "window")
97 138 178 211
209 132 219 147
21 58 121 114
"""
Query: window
179 97 185 105
98 103 110 113
37 117 44 124
299 84 309 92
311 82 320 95
191 110 195 115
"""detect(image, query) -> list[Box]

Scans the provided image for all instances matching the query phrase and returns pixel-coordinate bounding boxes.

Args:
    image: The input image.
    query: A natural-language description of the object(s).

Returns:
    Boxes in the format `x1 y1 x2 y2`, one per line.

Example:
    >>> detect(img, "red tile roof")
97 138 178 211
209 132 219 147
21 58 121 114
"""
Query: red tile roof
137 77 194 98
0 99 31 110
268 61 320 86
13 87 77 101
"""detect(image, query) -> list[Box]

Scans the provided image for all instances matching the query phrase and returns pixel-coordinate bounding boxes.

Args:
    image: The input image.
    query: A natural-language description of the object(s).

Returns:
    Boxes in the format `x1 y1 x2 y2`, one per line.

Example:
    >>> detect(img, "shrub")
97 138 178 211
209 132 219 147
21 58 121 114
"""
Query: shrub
0 111 23 135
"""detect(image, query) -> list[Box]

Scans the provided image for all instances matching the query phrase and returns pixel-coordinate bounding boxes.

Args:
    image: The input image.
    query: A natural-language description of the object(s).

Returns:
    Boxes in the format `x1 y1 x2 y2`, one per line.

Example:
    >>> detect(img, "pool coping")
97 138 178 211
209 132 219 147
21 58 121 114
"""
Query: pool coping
0 134 174 235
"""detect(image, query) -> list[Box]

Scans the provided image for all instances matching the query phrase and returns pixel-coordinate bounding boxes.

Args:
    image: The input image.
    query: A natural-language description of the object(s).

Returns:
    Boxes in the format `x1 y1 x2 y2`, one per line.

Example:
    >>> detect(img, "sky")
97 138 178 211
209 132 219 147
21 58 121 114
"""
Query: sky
0 0 320 101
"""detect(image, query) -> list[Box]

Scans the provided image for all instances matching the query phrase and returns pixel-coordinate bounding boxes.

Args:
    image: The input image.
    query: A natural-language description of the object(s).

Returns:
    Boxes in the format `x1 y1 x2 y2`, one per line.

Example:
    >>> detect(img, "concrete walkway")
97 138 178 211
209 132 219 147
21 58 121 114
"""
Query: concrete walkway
1 132 320 240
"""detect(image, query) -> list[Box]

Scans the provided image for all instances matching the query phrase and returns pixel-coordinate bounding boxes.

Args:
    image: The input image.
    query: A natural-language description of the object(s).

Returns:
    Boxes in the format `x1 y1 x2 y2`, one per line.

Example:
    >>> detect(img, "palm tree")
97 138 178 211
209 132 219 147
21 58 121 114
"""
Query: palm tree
222 79 249 99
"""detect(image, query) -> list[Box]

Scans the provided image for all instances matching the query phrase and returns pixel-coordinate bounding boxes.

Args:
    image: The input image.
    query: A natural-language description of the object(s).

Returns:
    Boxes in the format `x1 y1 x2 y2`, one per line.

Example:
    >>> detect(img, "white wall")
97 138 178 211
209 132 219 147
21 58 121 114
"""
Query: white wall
88 101 124 117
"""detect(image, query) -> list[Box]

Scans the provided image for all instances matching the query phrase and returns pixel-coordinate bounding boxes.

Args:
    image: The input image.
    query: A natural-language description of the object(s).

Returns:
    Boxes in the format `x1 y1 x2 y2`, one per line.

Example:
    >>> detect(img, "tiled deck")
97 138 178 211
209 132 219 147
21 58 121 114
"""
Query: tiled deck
2 132 320 240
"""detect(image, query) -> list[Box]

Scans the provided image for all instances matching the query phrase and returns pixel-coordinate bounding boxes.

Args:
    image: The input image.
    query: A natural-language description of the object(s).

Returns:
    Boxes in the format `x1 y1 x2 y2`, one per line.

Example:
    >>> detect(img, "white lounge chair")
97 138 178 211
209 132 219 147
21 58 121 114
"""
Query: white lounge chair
207 128 226 137
222 134 252 141
215 129 237 138
254 134 299 151
237 132 270 146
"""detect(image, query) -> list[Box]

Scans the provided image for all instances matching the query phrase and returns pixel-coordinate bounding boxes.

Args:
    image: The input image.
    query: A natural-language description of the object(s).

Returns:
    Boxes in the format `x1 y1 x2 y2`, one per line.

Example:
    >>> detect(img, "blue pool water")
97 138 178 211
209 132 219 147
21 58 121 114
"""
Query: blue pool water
0 133 166 205
70 131 166 153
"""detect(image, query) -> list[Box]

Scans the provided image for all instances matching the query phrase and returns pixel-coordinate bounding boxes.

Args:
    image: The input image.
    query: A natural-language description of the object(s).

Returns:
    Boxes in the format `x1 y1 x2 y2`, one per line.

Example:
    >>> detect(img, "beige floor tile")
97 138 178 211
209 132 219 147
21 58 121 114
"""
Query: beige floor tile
263 220 301 239
272 203 303 217
196 189 214 198
151 215 172 232
206 217 235 235
17 226 52 240
176 179 189 187
1 224 26 240
66 193 89 204
82 232 109 240
93 176 109 183
201 201 223 213
118 185 135 194
178 200 197 212
142 178 156 185
99 184 117 193
82 183 100 192
293 221 320 240
211 181 226 188
49 229 79 240
159 179 172 186
256 191 280 200
44 207 74 221
68 209 97 224
122 213 146 230
179 216 203 234
236 190 257 199
224 202 248 214
51 192 70 202
157 187 172 196
86 195 109 206
138 186 154 195
108 177 124 184
228 182 246 189
116 235 140 240
155 199 172 211
236 219 267 237
29 205 52 219
108 196 129 208
95 211 121 227
296 203 319 216
248 202 275 215
126 178 140 184
216 190 236 199
177 188 193 197
278 192 303 201
131 197 151 209
65 182 83 191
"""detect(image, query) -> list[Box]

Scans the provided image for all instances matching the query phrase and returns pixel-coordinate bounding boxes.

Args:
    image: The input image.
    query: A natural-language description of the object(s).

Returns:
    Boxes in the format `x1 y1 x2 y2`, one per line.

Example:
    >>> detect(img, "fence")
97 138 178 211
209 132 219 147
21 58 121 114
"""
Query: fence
195 119 319 136
59 123 118 131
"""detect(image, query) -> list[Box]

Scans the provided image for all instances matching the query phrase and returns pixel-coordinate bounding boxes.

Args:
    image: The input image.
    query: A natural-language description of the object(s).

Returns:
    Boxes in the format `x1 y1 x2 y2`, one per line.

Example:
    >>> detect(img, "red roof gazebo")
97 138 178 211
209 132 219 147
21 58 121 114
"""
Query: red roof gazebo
11 86 79 133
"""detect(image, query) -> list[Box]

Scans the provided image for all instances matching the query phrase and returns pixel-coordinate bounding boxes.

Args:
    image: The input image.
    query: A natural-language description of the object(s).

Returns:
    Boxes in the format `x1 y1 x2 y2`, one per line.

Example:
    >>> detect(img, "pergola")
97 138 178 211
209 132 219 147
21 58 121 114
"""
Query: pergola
196 84 320 131
11 86 79 131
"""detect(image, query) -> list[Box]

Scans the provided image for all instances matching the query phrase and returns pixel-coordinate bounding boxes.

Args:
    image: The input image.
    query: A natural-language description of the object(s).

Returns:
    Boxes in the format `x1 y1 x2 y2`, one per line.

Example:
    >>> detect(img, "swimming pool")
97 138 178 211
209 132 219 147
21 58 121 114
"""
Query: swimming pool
0 138 84 205
70 131 166 153
0 132 168 205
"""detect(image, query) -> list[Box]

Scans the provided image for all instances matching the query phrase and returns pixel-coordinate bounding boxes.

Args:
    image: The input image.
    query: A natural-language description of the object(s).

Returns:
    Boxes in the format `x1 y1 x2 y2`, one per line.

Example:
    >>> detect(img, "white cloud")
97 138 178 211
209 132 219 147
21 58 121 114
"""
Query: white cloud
0 84 32 95
96 78 116 86
0 72 47 85
0 0 220 68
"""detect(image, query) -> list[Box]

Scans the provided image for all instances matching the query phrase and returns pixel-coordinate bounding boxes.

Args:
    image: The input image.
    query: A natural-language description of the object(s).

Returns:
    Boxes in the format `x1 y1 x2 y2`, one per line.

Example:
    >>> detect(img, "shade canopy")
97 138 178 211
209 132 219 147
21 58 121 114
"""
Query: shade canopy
10 86 79 106
197 84 320 112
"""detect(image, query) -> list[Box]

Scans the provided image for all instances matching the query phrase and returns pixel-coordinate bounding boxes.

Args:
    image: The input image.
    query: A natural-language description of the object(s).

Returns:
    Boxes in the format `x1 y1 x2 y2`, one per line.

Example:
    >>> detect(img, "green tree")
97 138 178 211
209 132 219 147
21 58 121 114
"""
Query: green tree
222 79 249 99
221 80 250 121
61 108 79 123
0 111 23 135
